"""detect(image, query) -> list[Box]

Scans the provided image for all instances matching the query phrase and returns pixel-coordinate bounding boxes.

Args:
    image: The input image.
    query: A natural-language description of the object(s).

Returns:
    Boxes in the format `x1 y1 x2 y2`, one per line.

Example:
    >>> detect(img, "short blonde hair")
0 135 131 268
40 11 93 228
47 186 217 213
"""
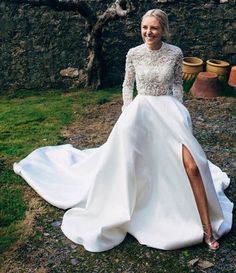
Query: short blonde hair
142 9 170 38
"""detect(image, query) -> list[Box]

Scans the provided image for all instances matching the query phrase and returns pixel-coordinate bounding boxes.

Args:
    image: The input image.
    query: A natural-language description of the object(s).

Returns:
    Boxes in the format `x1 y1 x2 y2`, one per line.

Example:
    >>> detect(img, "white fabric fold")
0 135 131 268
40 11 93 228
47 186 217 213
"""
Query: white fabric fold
14 95 233 252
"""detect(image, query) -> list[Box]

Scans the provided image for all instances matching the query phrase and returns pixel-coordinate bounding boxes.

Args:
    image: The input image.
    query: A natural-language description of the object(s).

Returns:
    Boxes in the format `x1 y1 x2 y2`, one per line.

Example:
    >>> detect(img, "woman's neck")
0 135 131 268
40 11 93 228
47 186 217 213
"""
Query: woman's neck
145 41 163 51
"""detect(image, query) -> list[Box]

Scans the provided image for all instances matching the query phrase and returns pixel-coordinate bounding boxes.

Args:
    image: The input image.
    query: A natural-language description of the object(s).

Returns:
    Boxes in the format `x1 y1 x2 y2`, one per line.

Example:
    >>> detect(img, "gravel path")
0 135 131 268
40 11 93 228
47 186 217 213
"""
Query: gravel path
2 94 235 273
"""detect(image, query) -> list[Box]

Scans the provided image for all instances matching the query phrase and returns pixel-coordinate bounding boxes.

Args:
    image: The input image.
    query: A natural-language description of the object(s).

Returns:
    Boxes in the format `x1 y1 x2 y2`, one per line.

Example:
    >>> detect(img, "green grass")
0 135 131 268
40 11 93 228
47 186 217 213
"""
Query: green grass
0 83 234 256
0 87 121 255
0 187 26 227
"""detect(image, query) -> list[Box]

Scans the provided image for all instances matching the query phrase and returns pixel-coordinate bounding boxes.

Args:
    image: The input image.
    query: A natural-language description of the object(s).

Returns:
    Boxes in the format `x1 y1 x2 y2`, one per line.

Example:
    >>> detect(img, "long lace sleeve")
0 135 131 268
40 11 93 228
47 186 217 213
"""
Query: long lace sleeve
122 49 135 111
172 50 184 103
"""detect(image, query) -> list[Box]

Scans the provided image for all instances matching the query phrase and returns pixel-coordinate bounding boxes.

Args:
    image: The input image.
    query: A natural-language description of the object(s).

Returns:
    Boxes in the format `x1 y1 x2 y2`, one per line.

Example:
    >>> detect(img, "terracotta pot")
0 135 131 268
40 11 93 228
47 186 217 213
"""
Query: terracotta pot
190 72 221 98
228 66 236 88
182 57 204 81
206 59 230 81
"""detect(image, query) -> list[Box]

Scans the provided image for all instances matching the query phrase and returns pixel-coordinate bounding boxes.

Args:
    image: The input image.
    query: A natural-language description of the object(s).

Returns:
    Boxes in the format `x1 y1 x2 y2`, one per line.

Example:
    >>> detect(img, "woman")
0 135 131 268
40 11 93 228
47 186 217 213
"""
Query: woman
14 9 233 252
121 8 233 250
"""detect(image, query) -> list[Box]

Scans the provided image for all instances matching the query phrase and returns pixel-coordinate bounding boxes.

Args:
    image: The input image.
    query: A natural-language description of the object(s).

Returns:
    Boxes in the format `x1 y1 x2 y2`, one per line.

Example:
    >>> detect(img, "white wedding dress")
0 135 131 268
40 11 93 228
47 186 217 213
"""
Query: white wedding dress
14 42 233 252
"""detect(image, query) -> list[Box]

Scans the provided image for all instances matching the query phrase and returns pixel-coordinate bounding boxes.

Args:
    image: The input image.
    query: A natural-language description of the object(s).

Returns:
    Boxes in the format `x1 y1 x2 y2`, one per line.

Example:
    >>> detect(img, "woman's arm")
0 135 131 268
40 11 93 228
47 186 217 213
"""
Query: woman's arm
122 49 135 111
173 50 184 103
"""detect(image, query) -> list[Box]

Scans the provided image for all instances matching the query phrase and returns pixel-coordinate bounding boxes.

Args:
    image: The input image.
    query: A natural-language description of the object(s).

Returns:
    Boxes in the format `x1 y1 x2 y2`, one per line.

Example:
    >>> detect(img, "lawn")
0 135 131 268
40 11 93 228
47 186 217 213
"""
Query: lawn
0 84 235 273
0 87 120 256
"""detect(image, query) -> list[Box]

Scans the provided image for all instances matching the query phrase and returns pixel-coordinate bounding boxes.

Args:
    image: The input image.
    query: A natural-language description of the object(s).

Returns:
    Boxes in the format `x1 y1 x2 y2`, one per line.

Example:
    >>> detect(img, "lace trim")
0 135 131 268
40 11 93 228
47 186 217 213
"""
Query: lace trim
122 42 183 110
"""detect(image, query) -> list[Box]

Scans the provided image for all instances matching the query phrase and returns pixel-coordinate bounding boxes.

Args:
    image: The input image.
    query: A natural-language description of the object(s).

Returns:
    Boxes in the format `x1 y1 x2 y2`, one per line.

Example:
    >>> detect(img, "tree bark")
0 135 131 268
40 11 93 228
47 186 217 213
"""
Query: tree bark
9 0 136 89
85 0 135 89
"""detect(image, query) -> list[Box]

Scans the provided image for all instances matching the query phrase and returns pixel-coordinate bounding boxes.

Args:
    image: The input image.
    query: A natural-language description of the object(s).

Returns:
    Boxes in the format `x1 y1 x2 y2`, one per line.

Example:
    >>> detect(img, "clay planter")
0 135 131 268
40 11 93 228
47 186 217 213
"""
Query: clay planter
228 66 236 88
182 57 203 81
206 59 230 81
190 72 221 98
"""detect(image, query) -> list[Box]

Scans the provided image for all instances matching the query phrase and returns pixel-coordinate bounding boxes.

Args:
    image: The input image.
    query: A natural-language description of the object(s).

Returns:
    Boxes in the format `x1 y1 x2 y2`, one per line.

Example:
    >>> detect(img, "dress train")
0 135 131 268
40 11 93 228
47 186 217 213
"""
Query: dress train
13 95 233 252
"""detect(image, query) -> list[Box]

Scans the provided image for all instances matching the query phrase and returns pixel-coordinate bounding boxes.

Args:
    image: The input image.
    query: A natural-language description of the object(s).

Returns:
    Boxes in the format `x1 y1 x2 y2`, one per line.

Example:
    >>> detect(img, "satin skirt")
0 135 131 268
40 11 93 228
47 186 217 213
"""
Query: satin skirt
13 95 233 252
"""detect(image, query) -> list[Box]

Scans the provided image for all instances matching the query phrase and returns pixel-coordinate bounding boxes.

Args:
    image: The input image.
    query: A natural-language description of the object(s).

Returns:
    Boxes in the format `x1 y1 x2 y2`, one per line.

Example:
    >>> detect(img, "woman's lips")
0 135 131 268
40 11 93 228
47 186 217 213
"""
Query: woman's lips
145 36 155 41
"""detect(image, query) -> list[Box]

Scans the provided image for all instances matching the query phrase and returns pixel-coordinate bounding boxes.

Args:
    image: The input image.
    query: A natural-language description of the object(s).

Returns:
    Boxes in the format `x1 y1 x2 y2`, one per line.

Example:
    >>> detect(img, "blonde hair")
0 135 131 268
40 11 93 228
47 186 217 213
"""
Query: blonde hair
142 9 170 38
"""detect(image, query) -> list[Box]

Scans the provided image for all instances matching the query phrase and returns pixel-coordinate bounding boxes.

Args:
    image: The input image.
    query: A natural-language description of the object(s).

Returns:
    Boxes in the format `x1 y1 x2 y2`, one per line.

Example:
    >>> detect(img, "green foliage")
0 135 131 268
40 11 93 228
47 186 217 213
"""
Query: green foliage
183 78 236 97
0 87 120 255
96 96 111 105
219 80 236 97
0 187 26 227
0 161 24 186
182 249 189 257
0 224 21 254
183 79 195 93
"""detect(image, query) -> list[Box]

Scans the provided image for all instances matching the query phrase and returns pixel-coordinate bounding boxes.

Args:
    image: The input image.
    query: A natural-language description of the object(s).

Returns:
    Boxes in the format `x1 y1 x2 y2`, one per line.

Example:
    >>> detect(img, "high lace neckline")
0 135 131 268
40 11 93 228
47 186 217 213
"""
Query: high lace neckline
122 42 184 107
144 41 165 53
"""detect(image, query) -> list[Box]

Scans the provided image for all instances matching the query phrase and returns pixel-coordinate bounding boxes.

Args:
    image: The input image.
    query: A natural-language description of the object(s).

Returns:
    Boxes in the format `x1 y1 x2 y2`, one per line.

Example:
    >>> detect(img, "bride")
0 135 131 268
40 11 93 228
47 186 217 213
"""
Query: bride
14 9 233 252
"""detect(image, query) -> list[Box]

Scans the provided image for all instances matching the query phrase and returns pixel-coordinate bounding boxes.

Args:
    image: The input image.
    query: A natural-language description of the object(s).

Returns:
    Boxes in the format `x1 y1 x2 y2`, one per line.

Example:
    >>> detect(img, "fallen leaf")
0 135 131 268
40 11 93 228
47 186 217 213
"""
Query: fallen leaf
188 258 199 266
198 259 214 269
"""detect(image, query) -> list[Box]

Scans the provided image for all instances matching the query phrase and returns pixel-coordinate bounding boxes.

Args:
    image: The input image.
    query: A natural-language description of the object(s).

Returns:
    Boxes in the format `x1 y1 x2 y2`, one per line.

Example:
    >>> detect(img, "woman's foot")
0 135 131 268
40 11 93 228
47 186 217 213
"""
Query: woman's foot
203 224 219 250
204 235 219 250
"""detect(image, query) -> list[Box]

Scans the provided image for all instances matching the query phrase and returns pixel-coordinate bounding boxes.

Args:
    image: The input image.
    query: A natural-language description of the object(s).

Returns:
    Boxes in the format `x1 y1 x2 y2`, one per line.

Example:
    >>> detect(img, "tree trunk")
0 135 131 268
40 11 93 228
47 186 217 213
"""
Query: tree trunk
9 0 137 90
85 29 103 90
84 0 136 90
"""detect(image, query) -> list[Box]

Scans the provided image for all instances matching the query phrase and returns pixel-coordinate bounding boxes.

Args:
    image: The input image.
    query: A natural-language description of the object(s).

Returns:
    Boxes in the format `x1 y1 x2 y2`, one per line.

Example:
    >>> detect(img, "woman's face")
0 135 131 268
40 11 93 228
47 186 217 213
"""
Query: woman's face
141 16 164 50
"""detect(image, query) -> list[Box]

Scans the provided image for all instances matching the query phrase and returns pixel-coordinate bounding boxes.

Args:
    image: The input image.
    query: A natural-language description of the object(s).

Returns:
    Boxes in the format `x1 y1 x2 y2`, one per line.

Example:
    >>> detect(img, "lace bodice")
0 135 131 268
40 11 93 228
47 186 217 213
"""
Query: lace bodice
122 42 183 110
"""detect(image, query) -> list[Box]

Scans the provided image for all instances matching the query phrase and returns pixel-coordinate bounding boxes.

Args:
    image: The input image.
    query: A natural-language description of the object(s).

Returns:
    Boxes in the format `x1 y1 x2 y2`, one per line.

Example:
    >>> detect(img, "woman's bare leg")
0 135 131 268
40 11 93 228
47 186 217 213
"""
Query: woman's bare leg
182 145 219 250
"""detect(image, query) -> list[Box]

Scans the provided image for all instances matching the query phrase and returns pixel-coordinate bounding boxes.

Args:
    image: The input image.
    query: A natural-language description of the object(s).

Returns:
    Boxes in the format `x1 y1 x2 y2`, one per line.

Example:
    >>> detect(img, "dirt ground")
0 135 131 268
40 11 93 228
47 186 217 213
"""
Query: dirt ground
1 94 236 273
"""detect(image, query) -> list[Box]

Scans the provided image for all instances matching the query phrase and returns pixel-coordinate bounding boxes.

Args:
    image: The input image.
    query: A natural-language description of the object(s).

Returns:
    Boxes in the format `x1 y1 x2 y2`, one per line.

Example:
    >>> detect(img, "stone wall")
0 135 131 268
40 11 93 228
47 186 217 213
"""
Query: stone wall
0 0 235 91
